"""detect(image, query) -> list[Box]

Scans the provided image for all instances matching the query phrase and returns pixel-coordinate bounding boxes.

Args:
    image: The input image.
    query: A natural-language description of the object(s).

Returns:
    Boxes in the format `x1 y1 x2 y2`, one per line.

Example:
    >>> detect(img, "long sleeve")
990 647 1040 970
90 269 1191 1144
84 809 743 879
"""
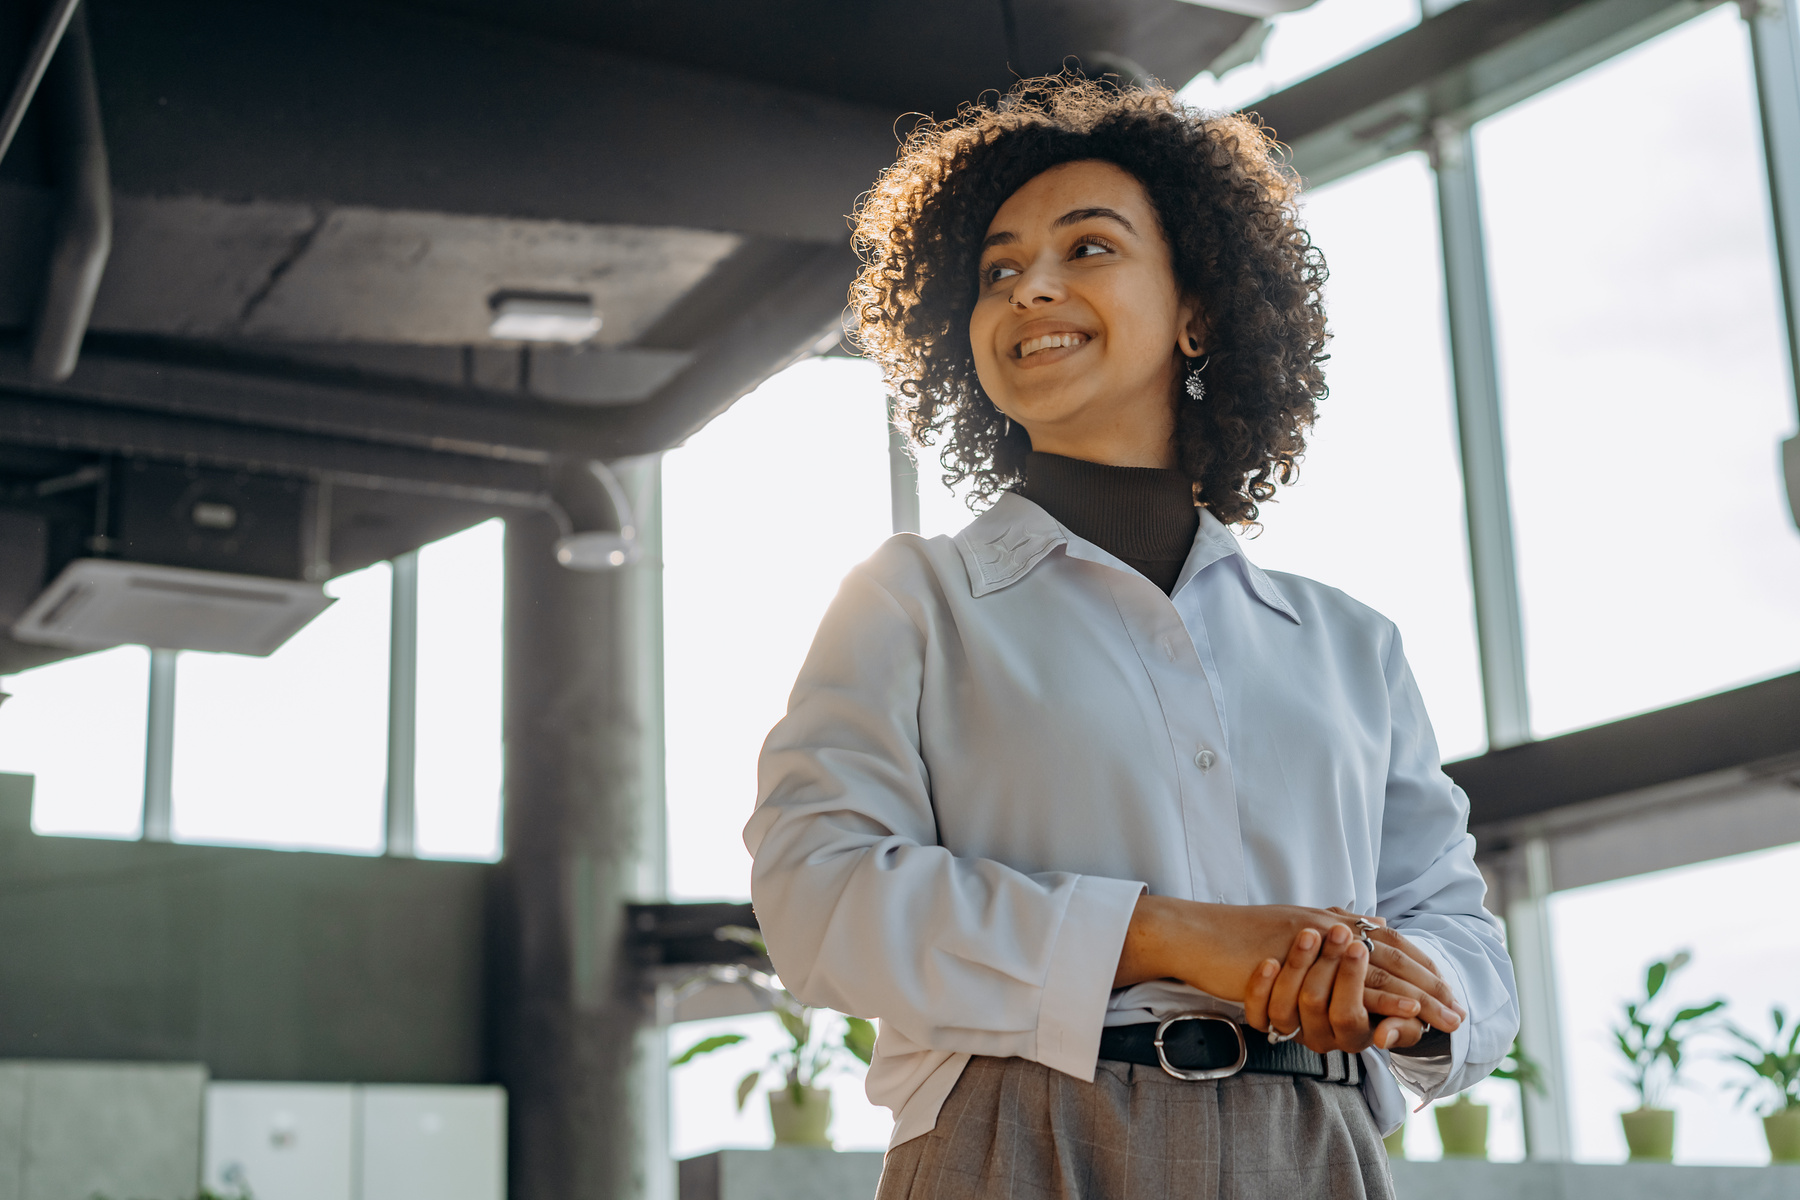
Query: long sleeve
745 564 1146 1081
1373 628 1520 1103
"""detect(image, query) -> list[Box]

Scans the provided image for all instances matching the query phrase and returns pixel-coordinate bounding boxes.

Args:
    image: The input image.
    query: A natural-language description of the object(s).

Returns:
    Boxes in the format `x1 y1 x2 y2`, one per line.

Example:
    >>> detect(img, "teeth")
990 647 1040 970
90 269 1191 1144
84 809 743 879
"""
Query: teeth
1018 332 1087 358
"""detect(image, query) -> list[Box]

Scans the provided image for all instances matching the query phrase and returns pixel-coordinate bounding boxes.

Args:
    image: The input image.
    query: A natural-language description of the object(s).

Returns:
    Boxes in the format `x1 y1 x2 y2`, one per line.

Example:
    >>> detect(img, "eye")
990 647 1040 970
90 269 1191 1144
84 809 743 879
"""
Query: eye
983 262 1021 285
1070 238 1115 259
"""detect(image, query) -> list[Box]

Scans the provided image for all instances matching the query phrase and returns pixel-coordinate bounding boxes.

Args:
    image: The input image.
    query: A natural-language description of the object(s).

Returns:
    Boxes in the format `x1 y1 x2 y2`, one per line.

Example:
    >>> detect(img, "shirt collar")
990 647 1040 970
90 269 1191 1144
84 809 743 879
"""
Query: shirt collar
953 492 1301 624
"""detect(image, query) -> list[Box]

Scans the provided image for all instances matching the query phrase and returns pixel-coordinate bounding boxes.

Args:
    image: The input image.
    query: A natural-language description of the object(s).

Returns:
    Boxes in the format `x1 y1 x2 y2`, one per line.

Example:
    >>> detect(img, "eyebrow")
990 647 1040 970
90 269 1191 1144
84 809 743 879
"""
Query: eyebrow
980 206 1138 252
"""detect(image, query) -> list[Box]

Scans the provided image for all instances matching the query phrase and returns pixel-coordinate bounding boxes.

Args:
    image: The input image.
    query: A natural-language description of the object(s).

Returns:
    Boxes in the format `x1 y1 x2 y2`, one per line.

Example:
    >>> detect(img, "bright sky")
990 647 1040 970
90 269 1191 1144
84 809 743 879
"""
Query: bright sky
2 0 1798 1172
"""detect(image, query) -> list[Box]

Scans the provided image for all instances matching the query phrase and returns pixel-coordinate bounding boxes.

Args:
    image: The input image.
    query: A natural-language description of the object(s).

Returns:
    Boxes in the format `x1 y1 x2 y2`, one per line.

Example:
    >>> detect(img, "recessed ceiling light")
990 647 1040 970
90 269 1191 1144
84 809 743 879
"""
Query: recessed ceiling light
488 291 602 344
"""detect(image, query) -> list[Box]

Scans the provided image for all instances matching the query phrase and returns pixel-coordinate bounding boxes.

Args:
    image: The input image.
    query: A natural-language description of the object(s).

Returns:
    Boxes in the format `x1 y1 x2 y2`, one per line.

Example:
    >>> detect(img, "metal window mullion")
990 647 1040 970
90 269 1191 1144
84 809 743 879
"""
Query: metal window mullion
385 550 419 857
141 646 177 842
888 399 921 536
1744 0 1800 527
1434 124 1570 1159
1433 125 1532 751
1502 838 1574 1162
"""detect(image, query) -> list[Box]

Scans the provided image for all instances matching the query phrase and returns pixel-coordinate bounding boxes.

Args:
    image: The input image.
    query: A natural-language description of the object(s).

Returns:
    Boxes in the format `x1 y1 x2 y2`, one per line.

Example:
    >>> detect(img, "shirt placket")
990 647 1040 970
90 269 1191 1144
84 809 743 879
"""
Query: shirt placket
1112 577 1249 907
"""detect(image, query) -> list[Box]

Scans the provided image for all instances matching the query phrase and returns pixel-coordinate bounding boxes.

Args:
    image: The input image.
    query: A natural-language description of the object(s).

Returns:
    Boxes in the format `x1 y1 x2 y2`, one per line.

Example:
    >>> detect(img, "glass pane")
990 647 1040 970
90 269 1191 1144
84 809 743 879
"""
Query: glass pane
1477 8 1800 737
1178 0 1418 113
414 519 504 861
170 563 391 852
0 645 149 837
662 357 891 902
1249 152 1488 761
1549 842 1800 1164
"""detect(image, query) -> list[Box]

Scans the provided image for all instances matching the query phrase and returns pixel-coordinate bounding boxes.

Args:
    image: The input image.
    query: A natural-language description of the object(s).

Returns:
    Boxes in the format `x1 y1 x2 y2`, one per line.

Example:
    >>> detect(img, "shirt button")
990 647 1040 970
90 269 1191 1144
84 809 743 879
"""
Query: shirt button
1194 749 1216 771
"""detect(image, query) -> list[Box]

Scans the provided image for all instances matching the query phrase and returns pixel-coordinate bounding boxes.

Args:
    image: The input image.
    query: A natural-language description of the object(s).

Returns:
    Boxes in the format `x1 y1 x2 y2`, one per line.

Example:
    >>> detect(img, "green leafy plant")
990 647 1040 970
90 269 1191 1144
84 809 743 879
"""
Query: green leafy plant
1722 1006 1800 1116
1611 951 1725 1110
669 926 876 1111
1493 1039 1545 1096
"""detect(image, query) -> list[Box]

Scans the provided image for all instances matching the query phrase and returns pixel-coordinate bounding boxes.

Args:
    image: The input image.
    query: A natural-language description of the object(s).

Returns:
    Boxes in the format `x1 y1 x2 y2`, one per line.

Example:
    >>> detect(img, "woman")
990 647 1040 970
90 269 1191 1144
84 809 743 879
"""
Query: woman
746 77 1518 1199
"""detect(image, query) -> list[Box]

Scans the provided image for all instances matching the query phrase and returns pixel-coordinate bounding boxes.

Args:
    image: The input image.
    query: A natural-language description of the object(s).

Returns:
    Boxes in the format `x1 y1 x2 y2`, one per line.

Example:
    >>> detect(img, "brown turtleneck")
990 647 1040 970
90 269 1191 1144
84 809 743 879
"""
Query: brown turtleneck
1019 452 1199 594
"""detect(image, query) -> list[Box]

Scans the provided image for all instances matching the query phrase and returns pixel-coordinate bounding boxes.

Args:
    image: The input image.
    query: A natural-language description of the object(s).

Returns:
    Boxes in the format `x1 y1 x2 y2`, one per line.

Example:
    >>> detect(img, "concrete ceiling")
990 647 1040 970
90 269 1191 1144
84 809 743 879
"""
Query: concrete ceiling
0 0 1256 669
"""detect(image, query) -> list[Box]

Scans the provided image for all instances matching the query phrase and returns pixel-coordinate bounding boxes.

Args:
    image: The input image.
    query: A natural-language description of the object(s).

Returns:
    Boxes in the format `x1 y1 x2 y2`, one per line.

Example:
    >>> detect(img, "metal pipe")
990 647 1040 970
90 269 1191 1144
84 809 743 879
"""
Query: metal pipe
0 0 82 166
142 647 177 842
30 4 111 383
384 550 419 857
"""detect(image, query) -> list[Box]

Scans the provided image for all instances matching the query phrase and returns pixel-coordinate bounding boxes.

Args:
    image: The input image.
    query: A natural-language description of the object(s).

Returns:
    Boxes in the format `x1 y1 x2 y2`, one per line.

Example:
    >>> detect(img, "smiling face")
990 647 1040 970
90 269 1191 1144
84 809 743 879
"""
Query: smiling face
970 159 1204 468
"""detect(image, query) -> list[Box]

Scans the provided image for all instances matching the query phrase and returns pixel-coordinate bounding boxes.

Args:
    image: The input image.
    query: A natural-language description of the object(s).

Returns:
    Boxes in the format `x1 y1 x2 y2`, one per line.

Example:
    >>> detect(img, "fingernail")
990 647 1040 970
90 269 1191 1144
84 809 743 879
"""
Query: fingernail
1347 943 1365 960
1383 1027 1398 1048
1260 962 1276 979
1329 925 1349 945
1299 930 1318 950
1402 1000 1419 1015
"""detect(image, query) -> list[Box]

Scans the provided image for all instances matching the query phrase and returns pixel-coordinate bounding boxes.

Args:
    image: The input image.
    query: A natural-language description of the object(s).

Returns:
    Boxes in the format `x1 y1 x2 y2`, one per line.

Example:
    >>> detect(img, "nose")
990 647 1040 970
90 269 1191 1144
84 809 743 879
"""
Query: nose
1008 253 1067 309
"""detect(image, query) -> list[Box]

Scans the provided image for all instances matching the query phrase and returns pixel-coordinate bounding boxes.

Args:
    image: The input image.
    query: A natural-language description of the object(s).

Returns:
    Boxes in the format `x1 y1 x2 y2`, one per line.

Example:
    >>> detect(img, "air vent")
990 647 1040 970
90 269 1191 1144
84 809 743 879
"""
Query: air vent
12 559 335 657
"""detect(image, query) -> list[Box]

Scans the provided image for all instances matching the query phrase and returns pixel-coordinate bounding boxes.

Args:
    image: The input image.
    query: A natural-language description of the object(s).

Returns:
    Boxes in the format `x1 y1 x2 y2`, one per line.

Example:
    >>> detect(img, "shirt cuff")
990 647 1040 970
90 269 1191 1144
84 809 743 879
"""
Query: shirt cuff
1034 875 1146 1080
1385 932 1472 1104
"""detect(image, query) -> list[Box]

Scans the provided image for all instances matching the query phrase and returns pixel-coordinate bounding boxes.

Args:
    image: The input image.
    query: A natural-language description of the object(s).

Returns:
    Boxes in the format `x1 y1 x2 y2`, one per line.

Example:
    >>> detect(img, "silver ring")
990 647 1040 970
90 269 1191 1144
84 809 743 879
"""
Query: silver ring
1359 933 1376 957
1352 917 1381 933
1266 1023 1301 1045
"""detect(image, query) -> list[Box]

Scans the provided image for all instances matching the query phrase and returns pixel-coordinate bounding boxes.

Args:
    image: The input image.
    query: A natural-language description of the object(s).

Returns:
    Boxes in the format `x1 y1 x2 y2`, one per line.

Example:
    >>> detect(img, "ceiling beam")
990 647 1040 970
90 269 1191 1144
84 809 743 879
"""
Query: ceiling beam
613 244 859 451
0 388 551 507
1253 0 1722 187
1445 671 1800 828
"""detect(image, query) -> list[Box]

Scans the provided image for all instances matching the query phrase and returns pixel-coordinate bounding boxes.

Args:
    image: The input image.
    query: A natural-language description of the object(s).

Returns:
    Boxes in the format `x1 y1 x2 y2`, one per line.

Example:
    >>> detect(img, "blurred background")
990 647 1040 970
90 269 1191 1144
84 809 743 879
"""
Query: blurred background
1 0 1798 1197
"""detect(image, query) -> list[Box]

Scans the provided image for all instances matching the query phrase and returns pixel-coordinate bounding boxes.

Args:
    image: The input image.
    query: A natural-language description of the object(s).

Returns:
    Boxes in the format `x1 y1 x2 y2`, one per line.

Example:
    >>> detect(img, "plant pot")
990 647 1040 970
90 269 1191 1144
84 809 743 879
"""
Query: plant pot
768 1085 833 1148
1434 1102 1489 1159
1381 1123 1406 1160
1620 1107 1675 1162
1765 1108 1800 1164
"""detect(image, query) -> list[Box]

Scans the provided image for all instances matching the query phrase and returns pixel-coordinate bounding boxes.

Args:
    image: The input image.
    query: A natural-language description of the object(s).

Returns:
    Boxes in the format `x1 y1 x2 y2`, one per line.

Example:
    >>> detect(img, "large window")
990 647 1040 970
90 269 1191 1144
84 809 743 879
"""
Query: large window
1477 7 1800 737
1250 152 1488 761
0 645 149 837
662 356 893 904
413 519 505 861
1549 841 1800 1164
171 563 392 853
661 356 896 1154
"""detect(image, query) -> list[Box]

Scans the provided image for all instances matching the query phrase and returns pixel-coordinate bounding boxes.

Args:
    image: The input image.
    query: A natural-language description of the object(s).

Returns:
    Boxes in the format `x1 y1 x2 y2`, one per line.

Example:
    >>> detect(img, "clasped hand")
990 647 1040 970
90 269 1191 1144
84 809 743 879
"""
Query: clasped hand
1113 896 1466 1056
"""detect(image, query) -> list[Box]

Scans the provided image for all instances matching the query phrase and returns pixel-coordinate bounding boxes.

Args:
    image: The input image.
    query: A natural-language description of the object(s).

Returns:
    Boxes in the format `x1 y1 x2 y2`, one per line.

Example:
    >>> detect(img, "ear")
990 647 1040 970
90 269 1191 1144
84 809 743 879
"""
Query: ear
1177 295 1208 359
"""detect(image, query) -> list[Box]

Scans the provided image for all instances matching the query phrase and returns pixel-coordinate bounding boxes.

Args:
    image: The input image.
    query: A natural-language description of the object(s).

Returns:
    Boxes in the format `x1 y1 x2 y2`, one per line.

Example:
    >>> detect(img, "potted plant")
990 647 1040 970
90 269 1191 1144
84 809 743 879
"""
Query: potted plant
1610 951 1724 1162
1722 1006 1800 1164
1431 1041 1541 1159
670 926 876 1148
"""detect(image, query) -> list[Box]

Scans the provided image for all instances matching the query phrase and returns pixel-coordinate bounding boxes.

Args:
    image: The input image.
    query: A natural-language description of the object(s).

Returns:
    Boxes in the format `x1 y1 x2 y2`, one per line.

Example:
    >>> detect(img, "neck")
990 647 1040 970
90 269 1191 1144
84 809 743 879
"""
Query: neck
1015 382 1180 469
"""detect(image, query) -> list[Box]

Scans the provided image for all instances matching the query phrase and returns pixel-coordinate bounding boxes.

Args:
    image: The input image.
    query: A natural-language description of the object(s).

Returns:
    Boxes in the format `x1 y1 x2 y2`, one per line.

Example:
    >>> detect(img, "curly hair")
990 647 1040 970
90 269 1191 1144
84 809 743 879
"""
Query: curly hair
849 74 1329 527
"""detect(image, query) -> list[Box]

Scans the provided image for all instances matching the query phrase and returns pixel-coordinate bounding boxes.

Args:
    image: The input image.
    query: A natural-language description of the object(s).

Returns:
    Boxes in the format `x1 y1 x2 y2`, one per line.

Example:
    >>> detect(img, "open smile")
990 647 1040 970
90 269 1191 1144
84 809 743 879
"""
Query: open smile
1011 330 1093 366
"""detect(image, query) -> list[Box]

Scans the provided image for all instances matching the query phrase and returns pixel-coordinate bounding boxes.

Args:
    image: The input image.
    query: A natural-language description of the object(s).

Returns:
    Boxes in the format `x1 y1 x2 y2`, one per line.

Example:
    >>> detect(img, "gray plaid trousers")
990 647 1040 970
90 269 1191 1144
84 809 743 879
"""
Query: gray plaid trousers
875 1055 1396 1200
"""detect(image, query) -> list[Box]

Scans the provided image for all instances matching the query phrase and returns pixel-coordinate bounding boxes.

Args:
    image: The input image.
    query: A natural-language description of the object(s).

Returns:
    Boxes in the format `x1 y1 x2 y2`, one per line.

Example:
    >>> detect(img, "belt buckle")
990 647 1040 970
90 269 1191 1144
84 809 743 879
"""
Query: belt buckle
1152 1013 1247 1081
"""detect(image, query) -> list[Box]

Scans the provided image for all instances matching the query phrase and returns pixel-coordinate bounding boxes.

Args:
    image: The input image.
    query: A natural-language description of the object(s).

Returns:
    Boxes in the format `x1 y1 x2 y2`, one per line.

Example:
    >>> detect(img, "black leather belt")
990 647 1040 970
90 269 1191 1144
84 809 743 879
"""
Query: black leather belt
1098 1015 1362 1085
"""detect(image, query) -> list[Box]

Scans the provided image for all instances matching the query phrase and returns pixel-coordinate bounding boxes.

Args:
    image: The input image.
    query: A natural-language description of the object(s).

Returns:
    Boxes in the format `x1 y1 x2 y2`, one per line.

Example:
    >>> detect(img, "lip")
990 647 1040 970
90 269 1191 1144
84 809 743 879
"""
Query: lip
1009 320 1095 368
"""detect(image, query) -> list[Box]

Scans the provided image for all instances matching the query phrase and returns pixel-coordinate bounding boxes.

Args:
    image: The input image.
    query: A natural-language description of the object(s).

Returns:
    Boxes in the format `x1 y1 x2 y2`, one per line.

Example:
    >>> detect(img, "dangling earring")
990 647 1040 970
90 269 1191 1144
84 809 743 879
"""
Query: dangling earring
1003 416 1011 436
1184 356 1208 402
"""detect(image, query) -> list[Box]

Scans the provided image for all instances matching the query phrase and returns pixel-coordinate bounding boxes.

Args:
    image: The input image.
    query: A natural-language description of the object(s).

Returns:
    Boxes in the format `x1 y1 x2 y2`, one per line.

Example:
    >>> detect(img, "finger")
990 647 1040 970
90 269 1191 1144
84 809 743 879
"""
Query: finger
1362 987 1423 1022
1328 906 1386 928
1243 959 1280 1032
1371 1015 1424 1052
1366 944 1463 1030
1268 927 1323 1035
1329 941 1372 1050
1369 927 1461 1015
1297 925 1350 1051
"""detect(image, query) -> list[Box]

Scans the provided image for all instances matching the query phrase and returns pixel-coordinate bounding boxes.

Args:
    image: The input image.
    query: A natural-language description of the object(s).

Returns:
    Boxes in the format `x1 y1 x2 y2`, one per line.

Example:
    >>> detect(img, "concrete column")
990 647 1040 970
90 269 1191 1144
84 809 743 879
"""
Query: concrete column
494 456 665 1200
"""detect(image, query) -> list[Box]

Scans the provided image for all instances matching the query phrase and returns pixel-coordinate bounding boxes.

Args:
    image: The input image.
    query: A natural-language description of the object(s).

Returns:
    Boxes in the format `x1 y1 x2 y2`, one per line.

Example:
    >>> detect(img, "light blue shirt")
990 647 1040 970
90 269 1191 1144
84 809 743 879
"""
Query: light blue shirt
748 492 1519 1145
